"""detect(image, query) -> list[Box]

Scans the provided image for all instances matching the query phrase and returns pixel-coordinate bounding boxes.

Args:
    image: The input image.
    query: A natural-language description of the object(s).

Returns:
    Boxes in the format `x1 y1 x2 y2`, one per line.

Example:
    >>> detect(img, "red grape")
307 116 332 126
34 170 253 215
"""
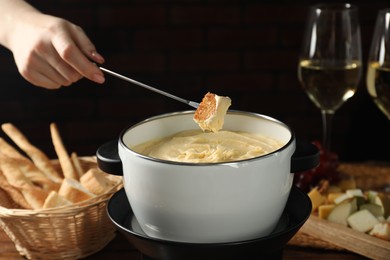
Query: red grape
293 141 341 192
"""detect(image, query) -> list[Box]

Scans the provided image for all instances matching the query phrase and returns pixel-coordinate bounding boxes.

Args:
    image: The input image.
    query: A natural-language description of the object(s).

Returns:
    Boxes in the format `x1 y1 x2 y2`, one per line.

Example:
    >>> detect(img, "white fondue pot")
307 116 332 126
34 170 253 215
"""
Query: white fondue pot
97 110 319 243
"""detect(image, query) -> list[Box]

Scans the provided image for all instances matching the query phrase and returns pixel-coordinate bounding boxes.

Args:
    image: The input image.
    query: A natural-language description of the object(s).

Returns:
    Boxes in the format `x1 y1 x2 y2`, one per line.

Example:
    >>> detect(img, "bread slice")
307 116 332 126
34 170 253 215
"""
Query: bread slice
193 92 231 132
58 178 95 203
80 168 116 195
20 186 49 209
43 190 72 208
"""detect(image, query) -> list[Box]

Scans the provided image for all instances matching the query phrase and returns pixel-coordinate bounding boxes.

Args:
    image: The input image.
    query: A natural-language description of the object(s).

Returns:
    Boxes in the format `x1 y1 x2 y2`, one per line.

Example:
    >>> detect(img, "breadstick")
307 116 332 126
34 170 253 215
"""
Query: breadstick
0 187 22 209
0 137 29 162
50 123 78 180
19 185 49 209
0 171 31 209
1 123 62 183
0 153 33 188
14 157 60 191
0 154 48 209
0 141 60 191
71 152 84 178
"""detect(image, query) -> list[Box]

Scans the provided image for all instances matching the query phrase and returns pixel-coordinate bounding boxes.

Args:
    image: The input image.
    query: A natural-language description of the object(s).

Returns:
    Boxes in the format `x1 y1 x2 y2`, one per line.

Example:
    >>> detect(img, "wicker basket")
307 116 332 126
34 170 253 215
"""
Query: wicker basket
288 162 390 250
0 157 122 259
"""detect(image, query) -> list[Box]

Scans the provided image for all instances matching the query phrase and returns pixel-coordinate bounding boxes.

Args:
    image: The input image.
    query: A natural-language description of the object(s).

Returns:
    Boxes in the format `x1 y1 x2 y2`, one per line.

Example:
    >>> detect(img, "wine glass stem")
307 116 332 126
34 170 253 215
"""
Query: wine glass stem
321 110 334 153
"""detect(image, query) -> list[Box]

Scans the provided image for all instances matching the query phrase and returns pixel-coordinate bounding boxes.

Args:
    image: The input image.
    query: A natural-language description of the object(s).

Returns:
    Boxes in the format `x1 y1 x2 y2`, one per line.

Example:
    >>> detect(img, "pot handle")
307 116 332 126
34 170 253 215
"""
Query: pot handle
96 139 320 175
291 140 320 173
96 140 123 175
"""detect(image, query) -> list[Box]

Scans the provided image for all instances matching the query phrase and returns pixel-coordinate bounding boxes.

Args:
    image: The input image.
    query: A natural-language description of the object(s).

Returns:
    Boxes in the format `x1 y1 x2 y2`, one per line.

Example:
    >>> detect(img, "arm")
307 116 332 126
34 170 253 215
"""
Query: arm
0 0 105 89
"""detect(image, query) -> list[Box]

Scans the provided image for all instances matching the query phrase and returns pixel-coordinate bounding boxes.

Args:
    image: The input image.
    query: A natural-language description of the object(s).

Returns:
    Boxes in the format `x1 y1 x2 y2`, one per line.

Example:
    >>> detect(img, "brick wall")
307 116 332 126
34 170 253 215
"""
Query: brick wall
0 0 389 162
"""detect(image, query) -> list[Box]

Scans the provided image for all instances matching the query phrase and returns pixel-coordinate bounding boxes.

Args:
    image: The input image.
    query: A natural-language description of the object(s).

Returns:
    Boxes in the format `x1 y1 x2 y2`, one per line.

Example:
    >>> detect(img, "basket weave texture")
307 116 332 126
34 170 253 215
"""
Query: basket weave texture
0 157 122 259
288 162 390 250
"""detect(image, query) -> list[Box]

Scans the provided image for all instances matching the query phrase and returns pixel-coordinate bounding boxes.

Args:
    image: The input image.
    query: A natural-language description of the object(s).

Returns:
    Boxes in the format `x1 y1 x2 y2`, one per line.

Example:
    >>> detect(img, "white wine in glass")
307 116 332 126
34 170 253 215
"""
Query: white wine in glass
366 9 390 120
298 3 362 154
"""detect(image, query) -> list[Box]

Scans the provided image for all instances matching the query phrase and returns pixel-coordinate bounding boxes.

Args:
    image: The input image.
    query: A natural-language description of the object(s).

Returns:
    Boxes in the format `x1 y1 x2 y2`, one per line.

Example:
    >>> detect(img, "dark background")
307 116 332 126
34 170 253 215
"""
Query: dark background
0 0 389 162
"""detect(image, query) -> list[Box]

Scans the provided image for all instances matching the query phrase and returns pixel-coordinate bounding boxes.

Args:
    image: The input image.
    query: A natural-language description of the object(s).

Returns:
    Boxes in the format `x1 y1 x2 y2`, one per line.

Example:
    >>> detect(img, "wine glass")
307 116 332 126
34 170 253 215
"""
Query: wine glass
366 9 390 121
298 3 362 154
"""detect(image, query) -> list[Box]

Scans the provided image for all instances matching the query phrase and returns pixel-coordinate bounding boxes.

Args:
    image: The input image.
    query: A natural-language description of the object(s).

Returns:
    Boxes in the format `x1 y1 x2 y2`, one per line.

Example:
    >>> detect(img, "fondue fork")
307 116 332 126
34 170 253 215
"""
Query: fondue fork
100 67 199 109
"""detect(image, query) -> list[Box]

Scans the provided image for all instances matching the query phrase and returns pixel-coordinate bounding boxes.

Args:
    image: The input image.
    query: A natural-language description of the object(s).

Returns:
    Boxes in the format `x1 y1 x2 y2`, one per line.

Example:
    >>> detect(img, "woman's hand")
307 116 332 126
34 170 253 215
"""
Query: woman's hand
0 0 105 89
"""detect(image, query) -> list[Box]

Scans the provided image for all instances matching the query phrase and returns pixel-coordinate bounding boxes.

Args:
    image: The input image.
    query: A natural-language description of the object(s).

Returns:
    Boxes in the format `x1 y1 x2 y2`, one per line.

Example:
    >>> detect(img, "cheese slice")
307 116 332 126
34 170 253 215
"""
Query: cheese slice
318 204 335 219
308 187 326 213
327 192 344 204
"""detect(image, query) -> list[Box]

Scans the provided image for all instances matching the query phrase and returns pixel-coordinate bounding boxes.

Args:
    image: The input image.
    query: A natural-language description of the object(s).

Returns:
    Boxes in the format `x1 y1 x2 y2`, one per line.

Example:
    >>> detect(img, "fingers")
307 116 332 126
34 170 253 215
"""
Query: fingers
51 23 105 85
19 47 82 89
67 24 105 64
23 71 62 90
21 63 72 90
90 51 105 64
22 33 104 89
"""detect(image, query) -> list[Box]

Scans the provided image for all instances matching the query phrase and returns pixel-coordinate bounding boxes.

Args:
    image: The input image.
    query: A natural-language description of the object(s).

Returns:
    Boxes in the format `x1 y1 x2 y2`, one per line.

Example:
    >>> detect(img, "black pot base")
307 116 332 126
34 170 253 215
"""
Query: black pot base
107 186 311 260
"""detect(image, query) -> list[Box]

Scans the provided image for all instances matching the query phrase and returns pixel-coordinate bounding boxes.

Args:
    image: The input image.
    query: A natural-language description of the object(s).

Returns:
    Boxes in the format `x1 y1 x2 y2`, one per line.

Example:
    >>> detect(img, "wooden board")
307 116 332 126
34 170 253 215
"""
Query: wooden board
289 162 390 260
299 210 390 260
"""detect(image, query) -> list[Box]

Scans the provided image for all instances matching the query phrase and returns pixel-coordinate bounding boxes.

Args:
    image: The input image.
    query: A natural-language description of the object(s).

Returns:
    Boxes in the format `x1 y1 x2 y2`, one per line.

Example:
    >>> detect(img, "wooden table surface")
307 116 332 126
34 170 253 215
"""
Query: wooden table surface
0 229 370 260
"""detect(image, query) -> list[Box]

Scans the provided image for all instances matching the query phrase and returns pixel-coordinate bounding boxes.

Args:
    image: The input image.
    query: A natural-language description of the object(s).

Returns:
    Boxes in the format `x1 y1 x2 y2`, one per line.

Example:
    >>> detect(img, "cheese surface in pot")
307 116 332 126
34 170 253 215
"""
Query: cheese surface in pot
131 129 283 163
